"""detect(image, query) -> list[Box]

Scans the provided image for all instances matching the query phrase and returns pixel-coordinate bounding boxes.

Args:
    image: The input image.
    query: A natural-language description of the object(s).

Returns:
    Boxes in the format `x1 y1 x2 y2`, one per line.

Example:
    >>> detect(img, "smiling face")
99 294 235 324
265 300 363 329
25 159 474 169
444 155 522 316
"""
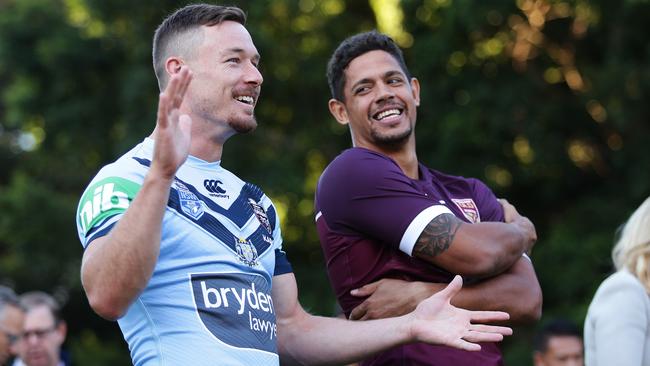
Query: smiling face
184 21 263 135
328 50 420 151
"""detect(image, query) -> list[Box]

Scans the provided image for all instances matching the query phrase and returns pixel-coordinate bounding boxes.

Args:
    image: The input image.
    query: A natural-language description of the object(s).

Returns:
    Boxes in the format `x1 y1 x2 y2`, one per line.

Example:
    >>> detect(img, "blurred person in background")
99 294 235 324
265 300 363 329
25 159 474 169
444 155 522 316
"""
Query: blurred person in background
0 286 24 366
584 196 650 365
14 292 69 366
533 318 583 366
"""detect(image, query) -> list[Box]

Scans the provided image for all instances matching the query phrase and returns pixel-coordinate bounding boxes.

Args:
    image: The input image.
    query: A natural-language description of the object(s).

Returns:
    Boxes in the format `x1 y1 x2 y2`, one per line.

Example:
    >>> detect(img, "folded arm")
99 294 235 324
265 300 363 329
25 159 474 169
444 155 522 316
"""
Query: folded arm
274 273 511 365
350 256 542 325
411 211 535 278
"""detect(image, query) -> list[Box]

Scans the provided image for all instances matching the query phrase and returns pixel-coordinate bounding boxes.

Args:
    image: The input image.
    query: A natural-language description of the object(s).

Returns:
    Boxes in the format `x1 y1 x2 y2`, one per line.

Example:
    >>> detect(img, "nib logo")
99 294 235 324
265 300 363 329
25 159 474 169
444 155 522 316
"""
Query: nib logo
77 177 141 234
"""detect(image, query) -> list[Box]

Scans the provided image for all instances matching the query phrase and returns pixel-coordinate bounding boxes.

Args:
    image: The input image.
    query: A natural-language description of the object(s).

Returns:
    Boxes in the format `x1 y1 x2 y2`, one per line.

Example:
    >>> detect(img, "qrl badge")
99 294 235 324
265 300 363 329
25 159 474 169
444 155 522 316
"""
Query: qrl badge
176 181 204 220
451 198 481 223
235 237 259 267
248 198 273 234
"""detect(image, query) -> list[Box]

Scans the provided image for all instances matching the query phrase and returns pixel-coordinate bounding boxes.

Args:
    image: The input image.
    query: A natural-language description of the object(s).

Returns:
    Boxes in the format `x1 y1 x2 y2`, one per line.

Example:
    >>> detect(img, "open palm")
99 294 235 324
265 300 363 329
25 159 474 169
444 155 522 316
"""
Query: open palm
152 66 193 179
409 275 512 351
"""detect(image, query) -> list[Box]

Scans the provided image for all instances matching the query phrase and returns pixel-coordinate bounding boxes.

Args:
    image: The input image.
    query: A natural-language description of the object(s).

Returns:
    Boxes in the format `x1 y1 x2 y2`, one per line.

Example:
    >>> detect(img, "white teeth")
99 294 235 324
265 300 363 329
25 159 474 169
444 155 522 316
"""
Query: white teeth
376 109 401 120
236 96 254 104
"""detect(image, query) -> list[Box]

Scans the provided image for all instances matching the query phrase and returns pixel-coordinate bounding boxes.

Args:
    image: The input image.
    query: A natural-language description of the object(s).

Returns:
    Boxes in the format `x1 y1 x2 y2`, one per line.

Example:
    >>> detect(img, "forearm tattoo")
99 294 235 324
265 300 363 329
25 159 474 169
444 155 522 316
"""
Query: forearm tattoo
413 213 462 258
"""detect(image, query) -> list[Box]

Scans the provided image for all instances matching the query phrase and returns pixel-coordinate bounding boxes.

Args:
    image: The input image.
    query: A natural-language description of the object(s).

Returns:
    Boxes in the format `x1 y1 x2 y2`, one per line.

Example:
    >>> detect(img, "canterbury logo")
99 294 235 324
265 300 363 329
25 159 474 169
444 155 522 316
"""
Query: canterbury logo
204 179 226 194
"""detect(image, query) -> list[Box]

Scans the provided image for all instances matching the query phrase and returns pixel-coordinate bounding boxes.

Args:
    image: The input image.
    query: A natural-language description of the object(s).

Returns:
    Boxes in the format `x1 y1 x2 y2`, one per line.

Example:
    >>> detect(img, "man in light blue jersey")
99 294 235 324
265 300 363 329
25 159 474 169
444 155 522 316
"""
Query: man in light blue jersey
76 4 512 365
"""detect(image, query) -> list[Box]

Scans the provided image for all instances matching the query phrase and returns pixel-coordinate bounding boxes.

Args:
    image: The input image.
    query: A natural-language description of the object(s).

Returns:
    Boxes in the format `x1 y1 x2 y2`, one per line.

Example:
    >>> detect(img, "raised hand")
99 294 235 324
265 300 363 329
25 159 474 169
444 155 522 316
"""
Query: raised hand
151 66 193 180
407 275 512 351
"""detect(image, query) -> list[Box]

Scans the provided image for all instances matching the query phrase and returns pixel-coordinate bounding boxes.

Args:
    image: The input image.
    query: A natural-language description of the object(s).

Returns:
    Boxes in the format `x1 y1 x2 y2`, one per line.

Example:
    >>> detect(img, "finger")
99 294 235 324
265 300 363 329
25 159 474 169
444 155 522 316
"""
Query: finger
469 324 513 336
463 330 504 343
176 67 193 106
435 275 462 300
349 302 367 320
468 310 510 323
350 281 380 297
451 339 482 352
171 70 189 109
157 93 170 128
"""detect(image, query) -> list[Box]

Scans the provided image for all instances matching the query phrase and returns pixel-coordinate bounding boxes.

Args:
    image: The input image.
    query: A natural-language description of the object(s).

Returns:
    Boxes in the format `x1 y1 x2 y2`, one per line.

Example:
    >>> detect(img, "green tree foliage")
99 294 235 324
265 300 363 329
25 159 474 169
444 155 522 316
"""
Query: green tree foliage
0 0 648 364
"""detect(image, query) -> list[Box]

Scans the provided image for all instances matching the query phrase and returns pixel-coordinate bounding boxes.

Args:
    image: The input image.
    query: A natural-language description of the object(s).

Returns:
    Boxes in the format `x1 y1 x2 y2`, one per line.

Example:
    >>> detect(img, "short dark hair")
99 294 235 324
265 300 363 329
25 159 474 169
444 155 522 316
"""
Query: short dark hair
20 291 63 325
533 318 582 353
152 3 247 90
326 30 411 101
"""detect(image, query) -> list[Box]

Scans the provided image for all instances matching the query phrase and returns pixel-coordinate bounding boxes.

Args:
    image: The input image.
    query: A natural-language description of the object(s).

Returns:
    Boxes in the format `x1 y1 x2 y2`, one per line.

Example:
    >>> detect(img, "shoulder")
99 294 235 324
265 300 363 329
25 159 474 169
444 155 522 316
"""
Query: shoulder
320 148 402 182
589 270 649 315
317 148 408 198
598 270 647 296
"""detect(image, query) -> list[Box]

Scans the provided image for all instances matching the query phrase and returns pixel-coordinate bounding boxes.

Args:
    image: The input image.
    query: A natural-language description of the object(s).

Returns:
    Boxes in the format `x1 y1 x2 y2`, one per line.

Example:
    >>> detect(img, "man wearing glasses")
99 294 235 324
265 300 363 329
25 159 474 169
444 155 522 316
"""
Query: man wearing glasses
0 286 24 366
14 292 69 366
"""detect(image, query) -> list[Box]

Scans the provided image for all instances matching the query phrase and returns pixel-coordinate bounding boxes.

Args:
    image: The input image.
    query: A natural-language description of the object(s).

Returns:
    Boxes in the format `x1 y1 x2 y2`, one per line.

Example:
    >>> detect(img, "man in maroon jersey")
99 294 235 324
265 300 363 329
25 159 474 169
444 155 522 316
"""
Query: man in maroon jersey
315 31 542 365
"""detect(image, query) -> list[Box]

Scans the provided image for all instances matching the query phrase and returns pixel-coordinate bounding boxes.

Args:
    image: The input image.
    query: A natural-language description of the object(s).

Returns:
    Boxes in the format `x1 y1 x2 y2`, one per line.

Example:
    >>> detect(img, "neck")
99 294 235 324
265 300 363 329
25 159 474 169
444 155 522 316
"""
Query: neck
150 116 233 164
357 137 420 179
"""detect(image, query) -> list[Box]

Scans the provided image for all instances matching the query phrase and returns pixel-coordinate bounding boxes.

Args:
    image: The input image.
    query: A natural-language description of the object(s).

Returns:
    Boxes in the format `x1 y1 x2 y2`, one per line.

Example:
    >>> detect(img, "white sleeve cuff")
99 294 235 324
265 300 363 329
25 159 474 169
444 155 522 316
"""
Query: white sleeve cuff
399 205 453 256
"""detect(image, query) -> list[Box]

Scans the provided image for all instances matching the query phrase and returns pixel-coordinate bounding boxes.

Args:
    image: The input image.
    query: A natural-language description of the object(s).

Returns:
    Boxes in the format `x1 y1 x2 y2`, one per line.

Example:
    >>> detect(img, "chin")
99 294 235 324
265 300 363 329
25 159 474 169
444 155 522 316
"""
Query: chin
229 117 258 134
371 127 412 146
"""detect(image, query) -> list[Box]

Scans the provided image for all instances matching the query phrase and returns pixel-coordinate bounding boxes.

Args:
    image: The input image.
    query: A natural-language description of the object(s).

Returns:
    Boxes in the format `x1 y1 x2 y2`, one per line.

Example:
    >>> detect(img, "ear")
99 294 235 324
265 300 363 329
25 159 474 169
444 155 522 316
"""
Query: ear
328 99 350 126
410 77 421 107
54 321 67 345
165 57 184 78
532 351 545 366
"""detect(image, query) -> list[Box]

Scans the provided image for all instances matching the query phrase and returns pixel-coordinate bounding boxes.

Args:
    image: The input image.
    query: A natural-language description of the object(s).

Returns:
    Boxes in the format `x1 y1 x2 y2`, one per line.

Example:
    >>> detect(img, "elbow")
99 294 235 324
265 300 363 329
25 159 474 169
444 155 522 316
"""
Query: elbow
82 276 128 321
511 283 543 324
85 289 127 321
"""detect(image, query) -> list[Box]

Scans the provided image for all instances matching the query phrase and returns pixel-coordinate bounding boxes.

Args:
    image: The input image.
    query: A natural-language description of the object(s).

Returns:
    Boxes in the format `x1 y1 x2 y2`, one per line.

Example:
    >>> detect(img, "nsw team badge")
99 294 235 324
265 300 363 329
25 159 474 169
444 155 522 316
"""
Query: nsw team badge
248 198 273 234
235 237 259 267
175 181 204 220
451 198 481 223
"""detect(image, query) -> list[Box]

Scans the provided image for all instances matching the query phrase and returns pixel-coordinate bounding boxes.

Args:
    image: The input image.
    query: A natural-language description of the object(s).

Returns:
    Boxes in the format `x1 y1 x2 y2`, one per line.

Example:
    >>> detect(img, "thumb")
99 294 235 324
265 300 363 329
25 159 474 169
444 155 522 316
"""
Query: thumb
350 281 380 297
435 275 463 301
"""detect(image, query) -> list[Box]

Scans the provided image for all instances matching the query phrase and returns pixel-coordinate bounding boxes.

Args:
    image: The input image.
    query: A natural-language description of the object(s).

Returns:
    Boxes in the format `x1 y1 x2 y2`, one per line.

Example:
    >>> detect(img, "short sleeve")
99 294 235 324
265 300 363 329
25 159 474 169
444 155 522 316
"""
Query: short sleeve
316 149 450 254
76 175 142 248
468 178 504 222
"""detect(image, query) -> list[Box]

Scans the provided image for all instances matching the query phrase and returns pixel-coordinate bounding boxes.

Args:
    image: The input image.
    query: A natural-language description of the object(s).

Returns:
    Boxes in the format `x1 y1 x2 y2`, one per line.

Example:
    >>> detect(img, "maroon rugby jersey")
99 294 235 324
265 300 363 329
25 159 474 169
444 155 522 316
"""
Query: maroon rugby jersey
315 147 505 366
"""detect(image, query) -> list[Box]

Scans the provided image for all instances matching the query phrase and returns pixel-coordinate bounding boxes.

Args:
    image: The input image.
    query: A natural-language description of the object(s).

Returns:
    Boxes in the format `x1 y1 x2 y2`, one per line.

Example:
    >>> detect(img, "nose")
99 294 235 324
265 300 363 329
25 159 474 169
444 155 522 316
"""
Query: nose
245 61 263 86
375 81 395 103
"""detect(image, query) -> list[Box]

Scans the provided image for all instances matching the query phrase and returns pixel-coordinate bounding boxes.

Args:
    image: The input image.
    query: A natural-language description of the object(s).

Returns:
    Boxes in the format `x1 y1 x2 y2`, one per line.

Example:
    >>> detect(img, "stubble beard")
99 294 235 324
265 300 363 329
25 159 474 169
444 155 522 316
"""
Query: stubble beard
228 114 258 134
370 125 412 150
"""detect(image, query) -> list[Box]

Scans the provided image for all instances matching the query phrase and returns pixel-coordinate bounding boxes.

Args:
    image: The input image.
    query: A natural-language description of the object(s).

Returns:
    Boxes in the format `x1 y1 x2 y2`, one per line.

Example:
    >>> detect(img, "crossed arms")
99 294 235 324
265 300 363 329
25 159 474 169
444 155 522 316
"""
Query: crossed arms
349 201 542 324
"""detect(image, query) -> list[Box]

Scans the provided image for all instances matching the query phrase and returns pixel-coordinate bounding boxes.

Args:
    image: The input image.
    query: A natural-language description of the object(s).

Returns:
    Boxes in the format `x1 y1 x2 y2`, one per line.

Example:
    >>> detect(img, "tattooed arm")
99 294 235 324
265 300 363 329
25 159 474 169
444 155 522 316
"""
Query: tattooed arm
411 208 535 279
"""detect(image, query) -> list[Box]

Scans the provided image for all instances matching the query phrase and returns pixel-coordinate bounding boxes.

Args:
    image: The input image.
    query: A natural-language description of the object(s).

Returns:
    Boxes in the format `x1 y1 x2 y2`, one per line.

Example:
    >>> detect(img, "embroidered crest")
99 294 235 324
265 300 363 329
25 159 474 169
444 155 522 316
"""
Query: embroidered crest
175 181 204 220
451 198 481 223
248 198 272 234
235 237 259 266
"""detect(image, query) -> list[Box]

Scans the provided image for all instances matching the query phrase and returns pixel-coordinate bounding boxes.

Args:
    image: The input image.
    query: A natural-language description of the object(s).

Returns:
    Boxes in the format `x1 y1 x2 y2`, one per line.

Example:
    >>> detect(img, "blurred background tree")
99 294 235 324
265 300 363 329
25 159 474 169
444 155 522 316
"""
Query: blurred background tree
0 0 647 364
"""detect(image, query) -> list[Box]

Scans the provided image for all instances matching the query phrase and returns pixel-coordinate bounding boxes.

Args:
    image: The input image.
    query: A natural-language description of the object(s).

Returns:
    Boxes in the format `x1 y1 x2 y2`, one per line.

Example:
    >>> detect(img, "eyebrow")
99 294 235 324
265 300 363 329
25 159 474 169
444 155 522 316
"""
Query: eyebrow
223 47 260 62
349 70 405 92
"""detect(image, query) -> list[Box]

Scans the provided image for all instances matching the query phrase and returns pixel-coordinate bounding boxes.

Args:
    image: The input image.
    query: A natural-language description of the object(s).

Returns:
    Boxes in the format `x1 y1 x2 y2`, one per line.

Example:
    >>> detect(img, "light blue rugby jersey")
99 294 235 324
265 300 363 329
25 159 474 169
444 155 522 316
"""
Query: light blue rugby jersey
76 138 292 366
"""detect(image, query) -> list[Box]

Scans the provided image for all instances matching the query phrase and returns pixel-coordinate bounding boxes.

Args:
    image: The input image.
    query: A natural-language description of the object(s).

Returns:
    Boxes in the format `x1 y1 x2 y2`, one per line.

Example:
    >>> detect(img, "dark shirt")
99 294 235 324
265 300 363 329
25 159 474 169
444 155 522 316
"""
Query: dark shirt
315 147 504 366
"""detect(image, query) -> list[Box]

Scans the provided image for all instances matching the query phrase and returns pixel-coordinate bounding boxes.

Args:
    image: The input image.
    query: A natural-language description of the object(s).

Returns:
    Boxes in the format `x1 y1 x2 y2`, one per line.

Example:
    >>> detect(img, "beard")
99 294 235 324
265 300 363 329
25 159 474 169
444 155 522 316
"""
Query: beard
192 98 258 134
370 125 412 150
228 114 258 134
